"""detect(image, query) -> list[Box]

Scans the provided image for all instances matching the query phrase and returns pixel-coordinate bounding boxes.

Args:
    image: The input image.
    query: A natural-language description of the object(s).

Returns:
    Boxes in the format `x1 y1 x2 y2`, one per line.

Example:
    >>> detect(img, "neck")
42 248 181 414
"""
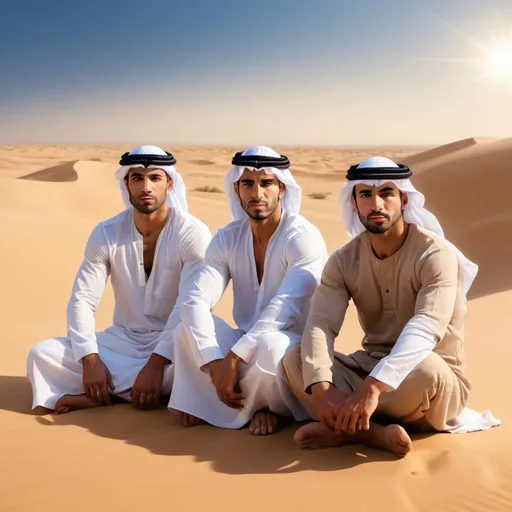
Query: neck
368 219 409 259
249 206 282 244
133 205 170 237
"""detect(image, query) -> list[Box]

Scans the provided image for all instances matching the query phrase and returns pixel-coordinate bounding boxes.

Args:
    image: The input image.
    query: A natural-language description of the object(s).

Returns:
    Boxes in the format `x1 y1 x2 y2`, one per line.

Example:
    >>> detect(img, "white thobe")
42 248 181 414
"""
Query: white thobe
27 207 211 409
169 211 328 428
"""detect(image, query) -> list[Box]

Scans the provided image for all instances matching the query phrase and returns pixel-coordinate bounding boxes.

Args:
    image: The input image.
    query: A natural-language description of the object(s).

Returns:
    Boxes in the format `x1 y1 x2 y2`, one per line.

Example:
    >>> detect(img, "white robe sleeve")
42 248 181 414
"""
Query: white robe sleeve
369 244 460 390
153 221 212 361
180 233 231 368
66 224 110 362
231 229 327 363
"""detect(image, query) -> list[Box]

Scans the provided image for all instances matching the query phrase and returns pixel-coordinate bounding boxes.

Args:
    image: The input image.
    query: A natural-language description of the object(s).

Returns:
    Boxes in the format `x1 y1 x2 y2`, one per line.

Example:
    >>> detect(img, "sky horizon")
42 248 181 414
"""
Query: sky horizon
1 0 511 146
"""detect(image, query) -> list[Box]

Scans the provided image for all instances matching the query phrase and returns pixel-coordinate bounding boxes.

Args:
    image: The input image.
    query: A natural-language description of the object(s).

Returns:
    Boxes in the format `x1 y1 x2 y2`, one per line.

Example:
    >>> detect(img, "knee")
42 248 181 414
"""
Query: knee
409 353 452 391
281 345 303 384
252 332 291 372
27 339 52 364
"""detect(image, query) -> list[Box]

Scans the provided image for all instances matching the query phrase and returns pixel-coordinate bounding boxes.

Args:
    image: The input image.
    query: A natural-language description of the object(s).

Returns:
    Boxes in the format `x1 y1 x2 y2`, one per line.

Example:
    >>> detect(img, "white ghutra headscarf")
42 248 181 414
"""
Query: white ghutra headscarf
339 156 478 295
115 145 188 212
224 146 302 221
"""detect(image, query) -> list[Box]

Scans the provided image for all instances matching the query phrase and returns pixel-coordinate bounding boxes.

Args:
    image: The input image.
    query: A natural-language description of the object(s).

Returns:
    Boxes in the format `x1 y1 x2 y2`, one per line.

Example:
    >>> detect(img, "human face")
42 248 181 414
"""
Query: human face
351 182 408 234
125 168 171 214
236 168 284 221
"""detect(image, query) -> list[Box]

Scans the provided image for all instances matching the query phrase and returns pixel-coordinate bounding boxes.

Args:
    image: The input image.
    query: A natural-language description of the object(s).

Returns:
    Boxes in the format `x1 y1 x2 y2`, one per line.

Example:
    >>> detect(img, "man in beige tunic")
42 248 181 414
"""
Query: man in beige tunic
282 156 500 457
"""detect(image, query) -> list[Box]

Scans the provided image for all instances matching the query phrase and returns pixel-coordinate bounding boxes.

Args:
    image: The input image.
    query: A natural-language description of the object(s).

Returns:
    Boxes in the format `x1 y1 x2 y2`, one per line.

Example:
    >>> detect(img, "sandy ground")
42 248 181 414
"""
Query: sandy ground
0 139 510 511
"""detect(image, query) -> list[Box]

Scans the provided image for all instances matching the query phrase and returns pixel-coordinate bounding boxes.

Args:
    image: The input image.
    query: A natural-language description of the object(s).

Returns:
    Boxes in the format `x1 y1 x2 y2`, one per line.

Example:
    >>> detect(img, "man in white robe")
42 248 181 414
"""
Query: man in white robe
27 145 211 413
169 146 328 435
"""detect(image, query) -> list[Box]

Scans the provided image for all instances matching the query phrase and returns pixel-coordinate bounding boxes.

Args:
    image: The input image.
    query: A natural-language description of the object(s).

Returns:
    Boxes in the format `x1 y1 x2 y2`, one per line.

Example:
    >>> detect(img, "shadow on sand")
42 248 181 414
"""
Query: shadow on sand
0 375 429 475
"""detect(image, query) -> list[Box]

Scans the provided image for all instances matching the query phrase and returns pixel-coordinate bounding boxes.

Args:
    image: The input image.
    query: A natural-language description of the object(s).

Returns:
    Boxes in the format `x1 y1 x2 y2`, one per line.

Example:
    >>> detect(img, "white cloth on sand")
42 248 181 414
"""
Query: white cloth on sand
27 207 211 409
339 156 500 433
170 211 328 427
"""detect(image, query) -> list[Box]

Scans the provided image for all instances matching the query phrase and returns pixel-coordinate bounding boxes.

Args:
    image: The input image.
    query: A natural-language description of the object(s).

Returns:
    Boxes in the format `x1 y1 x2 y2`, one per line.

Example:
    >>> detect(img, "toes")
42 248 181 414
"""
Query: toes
249 414 262 435
253 416 261 435
260 414 268 435
266 412 274 435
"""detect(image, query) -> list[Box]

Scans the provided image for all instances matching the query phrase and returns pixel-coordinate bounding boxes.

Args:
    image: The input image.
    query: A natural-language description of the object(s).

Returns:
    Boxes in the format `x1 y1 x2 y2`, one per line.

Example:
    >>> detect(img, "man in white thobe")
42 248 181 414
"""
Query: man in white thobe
27 145 211 413
169 146 328 435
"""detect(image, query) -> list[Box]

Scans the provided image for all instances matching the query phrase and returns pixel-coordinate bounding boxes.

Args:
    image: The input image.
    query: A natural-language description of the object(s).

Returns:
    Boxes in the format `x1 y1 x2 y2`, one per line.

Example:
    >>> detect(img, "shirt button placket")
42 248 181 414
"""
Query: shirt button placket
382 260 393 310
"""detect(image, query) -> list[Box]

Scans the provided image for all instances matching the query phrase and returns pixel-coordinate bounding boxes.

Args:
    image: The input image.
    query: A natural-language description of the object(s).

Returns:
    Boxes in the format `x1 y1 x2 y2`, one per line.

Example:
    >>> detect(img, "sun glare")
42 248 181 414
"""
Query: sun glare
484 36 512 80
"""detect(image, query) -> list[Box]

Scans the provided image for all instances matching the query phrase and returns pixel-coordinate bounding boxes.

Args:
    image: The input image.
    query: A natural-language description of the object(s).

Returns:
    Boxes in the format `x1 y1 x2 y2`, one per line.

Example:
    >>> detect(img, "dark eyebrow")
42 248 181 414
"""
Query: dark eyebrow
358 188 373 195
129 171 165 178
379 187 395 193
240 178 255 184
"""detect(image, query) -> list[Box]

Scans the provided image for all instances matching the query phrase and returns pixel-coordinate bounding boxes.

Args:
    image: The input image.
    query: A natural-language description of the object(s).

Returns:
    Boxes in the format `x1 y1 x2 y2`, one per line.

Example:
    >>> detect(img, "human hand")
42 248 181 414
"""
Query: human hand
131 353 168 409
311 382 350 430
206 351 244 409
82 354 114 404
334 377 387 435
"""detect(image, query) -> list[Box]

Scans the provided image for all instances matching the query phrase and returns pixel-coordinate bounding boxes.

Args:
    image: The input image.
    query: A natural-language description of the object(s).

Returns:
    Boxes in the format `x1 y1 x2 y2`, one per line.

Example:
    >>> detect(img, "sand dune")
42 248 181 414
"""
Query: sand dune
410 137 512 299
188 159 217 166
404 137 497 166
0 141 510 511
19 161 79 182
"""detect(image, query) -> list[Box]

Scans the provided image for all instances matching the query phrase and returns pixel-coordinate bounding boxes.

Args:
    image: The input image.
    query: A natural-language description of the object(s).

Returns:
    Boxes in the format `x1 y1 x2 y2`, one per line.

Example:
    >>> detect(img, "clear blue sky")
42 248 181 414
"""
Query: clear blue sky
1 0 511 145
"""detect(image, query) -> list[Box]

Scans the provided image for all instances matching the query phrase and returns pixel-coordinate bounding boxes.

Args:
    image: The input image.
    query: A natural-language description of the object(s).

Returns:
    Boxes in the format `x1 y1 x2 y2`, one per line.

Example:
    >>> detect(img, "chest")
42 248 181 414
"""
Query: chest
252 241 269 284
347 257 421 314
142 235 161 274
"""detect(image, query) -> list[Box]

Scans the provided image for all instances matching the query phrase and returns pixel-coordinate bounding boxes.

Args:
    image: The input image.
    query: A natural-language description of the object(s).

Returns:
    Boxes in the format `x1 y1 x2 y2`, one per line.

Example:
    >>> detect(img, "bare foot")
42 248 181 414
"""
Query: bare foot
359 423 412 458
54 394 104 414
181 412 205 427
248 410 283 436
293 421 412 458
294 422 353 450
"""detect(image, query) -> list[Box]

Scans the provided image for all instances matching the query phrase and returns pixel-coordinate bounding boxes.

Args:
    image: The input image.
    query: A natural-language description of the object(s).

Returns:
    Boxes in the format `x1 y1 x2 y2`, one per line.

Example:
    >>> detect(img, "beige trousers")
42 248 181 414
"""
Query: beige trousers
281 345 470 431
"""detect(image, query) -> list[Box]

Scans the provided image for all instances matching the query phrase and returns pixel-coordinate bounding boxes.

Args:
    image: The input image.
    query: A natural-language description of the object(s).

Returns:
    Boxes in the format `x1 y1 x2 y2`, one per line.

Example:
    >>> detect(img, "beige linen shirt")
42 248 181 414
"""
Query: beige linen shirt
302 224 466 391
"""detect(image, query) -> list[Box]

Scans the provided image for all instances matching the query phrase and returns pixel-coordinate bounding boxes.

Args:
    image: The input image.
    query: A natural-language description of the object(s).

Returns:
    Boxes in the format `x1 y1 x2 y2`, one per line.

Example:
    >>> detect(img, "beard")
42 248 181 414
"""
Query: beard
242 197 280 221
130 193 167 214
359 210 403 234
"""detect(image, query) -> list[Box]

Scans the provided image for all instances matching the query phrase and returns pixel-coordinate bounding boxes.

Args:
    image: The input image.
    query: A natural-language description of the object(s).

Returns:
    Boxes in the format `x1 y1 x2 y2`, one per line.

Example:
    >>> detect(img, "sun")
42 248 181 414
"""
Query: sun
483 36 512 80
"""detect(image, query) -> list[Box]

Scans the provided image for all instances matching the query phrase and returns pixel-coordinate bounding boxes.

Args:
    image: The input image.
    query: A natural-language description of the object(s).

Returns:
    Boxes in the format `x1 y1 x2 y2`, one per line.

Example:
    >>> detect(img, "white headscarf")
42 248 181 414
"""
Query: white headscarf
115 145 188 212
339 156 478 295
224 145 302 221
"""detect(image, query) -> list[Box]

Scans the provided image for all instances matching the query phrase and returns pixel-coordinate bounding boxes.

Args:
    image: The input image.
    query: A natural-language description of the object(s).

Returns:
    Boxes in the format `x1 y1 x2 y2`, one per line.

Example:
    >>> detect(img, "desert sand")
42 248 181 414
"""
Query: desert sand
0 139 510 511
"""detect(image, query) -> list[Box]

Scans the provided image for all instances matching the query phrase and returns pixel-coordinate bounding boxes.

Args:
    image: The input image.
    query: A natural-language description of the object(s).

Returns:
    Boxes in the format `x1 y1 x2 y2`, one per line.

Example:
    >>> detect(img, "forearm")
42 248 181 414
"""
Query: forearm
68 225 109 362
369 317 437 390
180 298 224 367
302 253 350 392
153 305 182 361
67 296 99 361
230 291 309 363
302 323 338 392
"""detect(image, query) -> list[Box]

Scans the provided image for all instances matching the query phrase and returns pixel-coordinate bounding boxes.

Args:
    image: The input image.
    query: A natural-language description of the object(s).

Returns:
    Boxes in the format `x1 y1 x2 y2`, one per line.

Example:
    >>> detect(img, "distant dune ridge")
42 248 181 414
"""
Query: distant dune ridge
0 139 510 511
19 161 79 182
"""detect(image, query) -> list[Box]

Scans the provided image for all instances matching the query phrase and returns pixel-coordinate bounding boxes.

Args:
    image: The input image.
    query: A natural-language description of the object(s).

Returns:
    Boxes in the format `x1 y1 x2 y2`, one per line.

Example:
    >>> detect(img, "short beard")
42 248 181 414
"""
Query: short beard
243 198 280 221
130 195 166 214
359 210 402 234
